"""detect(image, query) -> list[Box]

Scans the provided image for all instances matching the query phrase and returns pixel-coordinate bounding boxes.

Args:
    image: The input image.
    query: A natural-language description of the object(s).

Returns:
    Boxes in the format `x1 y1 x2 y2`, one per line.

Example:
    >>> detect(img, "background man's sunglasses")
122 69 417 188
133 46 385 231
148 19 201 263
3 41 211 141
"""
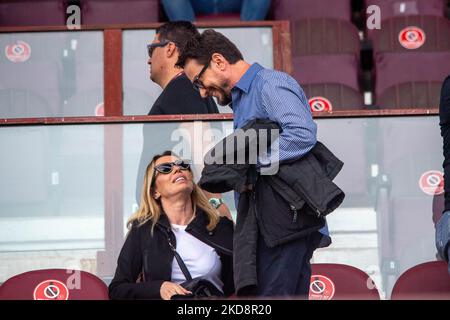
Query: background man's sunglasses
154 160 191 174
147 40 170 57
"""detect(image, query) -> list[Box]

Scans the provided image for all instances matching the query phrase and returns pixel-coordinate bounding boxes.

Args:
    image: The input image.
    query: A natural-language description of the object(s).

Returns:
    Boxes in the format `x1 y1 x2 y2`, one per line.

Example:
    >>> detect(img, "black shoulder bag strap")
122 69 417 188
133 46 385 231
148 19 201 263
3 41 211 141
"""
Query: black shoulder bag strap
166 233 193 281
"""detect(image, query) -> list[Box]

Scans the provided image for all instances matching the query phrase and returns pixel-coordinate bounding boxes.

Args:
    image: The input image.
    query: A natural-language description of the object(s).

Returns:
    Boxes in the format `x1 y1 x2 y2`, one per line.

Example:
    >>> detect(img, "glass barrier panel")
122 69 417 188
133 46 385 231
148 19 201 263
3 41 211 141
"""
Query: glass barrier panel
0 115 443 300
0 31 104 118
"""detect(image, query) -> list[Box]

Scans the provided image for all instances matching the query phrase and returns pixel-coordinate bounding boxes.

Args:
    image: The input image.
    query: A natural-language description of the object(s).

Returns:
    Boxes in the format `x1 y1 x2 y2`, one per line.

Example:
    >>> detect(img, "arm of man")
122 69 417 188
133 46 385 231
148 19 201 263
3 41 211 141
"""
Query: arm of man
260 74 317 164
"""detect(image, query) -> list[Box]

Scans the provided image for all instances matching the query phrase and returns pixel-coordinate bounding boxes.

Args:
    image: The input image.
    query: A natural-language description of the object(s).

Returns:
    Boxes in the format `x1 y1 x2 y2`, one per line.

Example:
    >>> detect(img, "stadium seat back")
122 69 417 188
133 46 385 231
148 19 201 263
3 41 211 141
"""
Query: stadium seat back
391 261 450 299
273 0 352 21
303 83 364 112
372 15 450 53
377 81 443 108
291 18 360 56
365 0 446 21
80 0 159 25
293 54 360 91
309 264 380 300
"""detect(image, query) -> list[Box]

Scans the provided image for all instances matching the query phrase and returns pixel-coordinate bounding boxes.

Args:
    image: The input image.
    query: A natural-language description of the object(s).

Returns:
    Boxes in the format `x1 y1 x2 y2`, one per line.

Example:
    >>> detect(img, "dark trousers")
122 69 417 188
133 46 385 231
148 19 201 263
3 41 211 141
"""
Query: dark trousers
255 232 320 298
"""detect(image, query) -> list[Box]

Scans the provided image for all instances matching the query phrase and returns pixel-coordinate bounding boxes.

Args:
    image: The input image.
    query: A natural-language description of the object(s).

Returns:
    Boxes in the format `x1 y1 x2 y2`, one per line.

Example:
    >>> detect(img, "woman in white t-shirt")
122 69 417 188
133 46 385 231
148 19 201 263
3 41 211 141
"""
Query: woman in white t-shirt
109 151 234 300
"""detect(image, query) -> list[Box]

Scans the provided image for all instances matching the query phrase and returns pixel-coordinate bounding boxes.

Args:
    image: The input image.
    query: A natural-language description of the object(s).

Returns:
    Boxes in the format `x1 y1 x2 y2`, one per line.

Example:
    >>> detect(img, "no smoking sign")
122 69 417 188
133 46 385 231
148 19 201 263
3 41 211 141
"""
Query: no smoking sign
309 275 335 300
419 170 444 196
33 279 69 300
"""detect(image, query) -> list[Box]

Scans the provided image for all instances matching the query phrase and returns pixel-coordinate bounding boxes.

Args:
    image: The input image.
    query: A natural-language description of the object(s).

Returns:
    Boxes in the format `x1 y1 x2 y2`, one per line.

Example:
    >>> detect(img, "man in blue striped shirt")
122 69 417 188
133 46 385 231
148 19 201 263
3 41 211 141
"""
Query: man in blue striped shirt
177 29 330 297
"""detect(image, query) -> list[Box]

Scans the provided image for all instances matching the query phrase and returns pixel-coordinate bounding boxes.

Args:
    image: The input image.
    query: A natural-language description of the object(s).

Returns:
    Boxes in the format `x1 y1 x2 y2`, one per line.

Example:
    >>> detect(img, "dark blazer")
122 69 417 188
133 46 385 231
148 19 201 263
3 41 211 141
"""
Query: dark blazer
108 209 234 299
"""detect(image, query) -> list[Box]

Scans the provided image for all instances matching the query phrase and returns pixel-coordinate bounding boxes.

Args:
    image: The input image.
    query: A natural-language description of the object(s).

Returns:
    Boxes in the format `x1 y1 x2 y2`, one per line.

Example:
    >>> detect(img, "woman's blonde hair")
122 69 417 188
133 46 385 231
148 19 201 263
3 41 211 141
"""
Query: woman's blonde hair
127 151 219 232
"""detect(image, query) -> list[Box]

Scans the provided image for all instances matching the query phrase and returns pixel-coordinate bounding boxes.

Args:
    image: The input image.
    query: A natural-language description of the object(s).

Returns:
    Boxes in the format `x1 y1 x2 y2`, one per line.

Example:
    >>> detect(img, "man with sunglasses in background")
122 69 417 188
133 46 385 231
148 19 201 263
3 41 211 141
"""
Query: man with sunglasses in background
147 21 218 115
137 22 231 220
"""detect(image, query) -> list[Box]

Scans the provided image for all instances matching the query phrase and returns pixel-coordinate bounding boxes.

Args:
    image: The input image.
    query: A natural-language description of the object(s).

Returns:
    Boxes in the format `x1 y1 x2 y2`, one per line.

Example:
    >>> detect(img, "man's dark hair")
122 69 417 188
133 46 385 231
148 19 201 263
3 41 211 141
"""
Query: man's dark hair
155 21 200 54
176 29 244 68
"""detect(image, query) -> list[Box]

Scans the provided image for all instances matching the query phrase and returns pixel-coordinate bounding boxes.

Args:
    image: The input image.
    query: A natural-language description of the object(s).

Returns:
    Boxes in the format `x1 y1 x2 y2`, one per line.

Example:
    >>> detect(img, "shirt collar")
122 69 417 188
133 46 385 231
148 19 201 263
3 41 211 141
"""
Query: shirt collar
233 63 264 94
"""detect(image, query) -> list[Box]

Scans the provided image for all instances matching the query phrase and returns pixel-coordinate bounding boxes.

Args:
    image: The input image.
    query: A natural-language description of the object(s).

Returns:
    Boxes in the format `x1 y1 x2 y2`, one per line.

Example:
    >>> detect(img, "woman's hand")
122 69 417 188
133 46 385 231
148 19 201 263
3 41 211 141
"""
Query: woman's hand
160 281 192 300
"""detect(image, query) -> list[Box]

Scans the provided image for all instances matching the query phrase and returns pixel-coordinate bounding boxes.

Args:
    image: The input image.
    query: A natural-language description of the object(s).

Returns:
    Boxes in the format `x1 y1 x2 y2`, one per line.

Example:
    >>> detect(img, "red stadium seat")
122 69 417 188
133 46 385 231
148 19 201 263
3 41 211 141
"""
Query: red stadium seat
196 13 240 22
365 1 447 39
289 18 363 111
61 31 103 116
391 261 450 299
309 264 381 300
0 269 109 300
272 0 352 21
372 16 450 54
0 0 66 27
374 52 450 99
372 16 450 102
293 54 360 92
0 32 67 117
80 0 159 25
291 18 360 56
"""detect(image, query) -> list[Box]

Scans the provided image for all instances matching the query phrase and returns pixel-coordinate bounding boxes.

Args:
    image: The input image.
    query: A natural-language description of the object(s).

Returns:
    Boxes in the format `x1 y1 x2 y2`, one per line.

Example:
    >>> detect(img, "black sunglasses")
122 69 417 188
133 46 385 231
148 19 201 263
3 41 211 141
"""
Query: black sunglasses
154 159 191 175
147 40 170 57
192 61 211 92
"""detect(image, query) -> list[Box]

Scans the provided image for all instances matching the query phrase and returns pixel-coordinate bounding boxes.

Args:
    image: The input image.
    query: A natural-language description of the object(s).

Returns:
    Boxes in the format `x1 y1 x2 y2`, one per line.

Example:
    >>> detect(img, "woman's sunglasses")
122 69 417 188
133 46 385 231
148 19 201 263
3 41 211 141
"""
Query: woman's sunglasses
154 159 191 174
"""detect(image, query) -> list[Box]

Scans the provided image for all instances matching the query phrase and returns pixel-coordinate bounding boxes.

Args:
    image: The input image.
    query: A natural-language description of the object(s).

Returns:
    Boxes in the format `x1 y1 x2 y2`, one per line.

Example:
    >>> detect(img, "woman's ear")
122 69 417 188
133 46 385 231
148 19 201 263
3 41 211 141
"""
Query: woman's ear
153 191 161 200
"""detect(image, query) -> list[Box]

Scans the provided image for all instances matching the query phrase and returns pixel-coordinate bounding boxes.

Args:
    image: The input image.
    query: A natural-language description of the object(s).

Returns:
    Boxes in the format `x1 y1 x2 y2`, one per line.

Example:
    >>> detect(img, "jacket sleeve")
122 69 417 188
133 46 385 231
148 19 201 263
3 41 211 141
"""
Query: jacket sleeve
108 226 164 300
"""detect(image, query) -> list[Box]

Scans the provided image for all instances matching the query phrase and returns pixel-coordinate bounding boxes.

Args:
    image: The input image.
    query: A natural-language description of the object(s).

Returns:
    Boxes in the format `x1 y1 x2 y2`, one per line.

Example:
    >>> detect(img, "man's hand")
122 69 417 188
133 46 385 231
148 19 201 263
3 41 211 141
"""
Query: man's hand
203 190 233 221
160 281 191 300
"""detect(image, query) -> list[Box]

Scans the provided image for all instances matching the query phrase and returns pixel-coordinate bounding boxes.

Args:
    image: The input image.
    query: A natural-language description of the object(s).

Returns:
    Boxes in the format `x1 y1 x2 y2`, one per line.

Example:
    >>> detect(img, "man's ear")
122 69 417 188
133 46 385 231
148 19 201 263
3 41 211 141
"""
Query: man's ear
211 53 227 71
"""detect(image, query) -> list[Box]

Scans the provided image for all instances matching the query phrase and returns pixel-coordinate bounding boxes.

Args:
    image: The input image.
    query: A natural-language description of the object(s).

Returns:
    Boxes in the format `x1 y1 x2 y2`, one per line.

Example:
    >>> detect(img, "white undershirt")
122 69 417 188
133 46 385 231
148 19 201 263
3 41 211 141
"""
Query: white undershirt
170 223 223 292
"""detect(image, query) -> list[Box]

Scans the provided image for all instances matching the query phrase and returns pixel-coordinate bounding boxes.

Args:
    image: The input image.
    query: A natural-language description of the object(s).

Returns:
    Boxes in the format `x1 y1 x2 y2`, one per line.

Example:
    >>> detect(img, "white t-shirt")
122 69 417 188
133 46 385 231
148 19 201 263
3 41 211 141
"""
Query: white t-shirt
170 223 223 292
